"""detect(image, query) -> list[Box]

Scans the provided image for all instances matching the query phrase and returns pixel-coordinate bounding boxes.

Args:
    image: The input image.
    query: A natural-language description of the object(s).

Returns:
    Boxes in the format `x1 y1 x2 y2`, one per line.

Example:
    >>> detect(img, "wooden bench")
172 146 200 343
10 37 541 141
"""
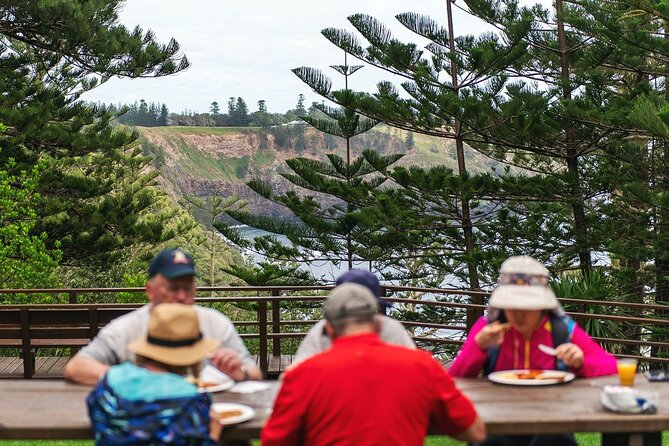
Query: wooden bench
0 354 296 379
0 305 298 379
0 305 139 378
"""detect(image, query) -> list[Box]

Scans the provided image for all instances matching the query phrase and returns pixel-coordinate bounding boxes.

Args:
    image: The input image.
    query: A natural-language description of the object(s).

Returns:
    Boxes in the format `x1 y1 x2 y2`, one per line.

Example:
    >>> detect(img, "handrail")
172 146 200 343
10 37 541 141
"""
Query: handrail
2 286 669 376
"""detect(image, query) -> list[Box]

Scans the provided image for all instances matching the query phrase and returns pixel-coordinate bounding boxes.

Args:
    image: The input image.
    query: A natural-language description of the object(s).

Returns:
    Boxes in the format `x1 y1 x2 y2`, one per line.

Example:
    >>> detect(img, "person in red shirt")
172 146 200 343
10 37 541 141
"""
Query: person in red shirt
261 283 486 446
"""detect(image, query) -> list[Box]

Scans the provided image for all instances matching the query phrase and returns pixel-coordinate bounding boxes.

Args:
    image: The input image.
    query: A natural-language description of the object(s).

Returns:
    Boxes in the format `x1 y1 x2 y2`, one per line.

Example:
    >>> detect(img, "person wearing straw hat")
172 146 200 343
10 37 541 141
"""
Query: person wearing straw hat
65 248 261 385
449 256 616 446
262 283 486 446
87 303 221 445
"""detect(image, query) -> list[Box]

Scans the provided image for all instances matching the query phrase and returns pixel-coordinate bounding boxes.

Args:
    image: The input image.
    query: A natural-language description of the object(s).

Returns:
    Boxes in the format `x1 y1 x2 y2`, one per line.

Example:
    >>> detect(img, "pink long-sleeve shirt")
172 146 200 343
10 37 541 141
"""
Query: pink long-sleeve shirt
448 315 617 378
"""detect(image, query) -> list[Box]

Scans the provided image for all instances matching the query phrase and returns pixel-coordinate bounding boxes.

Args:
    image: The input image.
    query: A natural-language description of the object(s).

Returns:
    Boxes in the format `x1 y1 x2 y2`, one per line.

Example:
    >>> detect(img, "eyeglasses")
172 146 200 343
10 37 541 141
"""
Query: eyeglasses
162 283 196 294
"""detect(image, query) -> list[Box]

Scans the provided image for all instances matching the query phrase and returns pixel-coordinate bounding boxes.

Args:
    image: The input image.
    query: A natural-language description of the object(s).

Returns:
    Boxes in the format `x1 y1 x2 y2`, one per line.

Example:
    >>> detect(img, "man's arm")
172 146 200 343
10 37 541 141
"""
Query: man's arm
293 320 329 363
64 355 109 386
429 356 486 442
261 368 308 446
64 318 125 385
200 307 263 380
380 316 417 349
208 347 262 381
450 416 486 443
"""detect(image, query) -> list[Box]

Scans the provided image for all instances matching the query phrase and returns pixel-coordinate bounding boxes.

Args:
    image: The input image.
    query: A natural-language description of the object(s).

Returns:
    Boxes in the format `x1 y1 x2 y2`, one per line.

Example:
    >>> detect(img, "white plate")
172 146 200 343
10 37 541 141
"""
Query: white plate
488 369 575 386
211 402 256 425
191 364 235 393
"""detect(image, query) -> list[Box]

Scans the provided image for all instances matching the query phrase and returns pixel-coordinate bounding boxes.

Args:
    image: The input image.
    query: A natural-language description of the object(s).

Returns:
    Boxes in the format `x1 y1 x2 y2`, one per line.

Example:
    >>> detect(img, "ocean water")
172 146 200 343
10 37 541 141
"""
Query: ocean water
231 225 466 342
234 225 383 283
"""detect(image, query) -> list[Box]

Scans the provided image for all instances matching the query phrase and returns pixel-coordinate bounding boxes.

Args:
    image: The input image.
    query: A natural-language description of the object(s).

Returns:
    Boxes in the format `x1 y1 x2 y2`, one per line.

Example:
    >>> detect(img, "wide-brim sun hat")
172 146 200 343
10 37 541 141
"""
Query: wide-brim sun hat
488 255 560 311
128 303 218 366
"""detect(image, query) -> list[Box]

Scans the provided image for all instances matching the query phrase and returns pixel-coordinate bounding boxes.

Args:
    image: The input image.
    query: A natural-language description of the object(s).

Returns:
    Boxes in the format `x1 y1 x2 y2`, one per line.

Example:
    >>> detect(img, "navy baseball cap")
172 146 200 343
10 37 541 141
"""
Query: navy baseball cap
149 248 197 279
335 269 390 310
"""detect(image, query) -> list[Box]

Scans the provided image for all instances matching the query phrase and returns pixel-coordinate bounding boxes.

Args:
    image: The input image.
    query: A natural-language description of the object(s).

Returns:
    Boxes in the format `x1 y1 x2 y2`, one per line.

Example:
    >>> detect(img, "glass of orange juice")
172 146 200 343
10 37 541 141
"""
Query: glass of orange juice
617 358 638 387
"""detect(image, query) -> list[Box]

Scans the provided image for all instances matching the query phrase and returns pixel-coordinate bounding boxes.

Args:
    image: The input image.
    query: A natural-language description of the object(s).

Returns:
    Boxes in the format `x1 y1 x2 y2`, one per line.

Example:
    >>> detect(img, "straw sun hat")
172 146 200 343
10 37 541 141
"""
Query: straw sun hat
488 256 560 311
128 303 218 366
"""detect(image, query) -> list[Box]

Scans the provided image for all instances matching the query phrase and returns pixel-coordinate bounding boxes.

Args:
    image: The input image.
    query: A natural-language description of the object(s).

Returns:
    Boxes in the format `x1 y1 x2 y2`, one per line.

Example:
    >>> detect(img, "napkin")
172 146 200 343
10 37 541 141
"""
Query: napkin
199 364 234 386
600 385 658 414
227 381 271 394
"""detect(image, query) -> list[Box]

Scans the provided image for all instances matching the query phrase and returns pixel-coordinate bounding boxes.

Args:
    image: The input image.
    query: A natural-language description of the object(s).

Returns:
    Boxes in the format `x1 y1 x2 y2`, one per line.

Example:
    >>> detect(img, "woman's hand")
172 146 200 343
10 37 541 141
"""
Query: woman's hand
555 343 584 369
474 321 510 351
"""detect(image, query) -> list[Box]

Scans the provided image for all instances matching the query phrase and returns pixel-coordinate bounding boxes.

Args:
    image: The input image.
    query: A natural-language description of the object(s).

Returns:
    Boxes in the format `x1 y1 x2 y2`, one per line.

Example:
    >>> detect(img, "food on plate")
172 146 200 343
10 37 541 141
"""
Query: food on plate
535 371 566 381
497 370 565 381
186 376 219 388
215 409 243 420
516 370 544 379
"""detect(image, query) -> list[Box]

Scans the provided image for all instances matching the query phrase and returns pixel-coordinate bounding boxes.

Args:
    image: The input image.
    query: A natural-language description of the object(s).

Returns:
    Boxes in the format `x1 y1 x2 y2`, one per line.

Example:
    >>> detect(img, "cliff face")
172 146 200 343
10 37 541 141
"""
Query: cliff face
139 125 474 219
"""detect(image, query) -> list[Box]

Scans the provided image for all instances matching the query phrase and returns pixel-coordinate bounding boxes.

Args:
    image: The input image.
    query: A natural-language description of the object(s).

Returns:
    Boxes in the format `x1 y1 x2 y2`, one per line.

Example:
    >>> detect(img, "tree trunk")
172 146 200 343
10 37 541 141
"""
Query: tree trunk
556 0 592 275
446 0 480 326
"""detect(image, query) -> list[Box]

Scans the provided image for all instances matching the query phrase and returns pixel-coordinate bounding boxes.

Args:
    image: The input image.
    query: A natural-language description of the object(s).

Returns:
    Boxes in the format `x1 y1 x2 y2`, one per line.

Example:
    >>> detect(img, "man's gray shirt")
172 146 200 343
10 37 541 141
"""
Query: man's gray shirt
77 305 255 366
293 315 416 363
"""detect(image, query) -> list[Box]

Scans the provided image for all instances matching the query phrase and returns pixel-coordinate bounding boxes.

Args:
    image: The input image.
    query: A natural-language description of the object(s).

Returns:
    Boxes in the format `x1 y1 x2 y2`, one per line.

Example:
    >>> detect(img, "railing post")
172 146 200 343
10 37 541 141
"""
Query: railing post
380 286 388 315
466 305 475 331
89 307 99 338
576 303 586 329
20 308 33 379
69 291 77 304
272 289 281 357
258 300 268 377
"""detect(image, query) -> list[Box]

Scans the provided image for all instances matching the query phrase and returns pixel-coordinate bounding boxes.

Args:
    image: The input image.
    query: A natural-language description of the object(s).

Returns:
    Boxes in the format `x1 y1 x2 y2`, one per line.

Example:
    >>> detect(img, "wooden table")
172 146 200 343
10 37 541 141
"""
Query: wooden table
456 375 667 446
0 379 279 442
1 376 668 445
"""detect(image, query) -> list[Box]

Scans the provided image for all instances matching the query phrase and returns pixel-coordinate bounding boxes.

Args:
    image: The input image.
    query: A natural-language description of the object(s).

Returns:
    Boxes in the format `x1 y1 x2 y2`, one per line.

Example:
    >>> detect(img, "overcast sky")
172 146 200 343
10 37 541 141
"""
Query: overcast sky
84 0 547 114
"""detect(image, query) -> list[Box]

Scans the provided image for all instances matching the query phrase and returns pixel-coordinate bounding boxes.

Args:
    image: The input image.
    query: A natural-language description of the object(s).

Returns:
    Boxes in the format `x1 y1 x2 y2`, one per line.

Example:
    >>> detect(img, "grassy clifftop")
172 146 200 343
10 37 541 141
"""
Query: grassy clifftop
140 124 493 185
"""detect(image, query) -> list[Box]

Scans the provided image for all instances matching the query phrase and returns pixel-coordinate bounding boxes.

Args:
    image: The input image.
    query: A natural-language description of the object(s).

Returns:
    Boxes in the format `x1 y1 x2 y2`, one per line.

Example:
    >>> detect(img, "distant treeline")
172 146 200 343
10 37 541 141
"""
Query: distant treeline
105 94 321 128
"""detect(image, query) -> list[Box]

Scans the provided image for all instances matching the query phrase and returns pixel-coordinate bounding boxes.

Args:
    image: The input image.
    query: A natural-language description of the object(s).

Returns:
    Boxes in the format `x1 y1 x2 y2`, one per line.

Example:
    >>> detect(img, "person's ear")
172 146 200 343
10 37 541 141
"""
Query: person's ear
146 281 155 304
324 320 336 340
146 276 160 305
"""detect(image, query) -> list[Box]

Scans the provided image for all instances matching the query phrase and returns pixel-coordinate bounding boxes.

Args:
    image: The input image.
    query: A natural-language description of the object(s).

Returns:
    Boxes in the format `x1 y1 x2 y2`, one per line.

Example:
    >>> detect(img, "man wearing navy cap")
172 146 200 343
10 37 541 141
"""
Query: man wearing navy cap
65 248 261 385
293 269 415 363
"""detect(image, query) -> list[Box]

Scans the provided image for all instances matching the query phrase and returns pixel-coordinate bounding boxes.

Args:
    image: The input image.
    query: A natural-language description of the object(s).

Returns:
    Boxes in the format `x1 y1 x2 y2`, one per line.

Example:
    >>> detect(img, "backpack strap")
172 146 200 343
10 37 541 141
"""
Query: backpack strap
483 345 499 376
550 313 575 371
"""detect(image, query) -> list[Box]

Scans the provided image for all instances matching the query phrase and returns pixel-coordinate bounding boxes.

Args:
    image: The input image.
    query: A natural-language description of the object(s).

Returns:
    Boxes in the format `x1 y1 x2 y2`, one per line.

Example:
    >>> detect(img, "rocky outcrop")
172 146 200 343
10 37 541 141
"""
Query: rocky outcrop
139 125 463 219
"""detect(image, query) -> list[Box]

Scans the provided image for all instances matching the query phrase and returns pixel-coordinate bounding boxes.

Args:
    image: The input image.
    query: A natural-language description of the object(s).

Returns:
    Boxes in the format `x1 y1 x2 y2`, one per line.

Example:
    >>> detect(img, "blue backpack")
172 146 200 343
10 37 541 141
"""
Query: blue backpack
483 312 575 376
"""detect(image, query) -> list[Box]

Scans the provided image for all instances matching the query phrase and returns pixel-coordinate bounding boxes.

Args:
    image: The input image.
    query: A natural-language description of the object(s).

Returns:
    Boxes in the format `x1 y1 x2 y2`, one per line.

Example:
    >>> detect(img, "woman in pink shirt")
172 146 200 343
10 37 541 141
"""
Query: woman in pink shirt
449 256 617 446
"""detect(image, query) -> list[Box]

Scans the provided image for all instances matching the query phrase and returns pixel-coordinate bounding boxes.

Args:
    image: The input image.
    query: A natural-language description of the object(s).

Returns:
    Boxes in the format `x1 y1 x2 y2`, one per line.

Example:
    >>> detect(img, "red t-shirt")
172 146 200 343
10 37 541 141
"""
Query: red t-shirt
261 333 478 446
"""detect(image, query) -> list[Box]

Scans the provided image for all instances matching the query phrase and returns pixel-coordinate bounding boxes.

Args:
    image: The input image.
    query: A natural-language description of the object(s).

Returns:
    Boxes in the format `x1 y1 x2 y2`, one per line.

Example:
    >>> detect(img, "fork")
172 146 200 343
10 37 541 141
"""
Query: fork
538 344 558 356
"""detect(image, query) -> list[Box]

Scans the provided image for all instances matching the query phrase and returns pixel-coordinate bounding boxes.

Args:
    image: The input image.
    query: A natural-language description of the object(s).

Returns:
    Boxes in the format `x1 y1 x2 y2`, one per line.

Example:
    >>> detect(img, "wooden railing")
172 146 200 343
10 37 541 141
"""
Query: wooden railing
1 286 669 376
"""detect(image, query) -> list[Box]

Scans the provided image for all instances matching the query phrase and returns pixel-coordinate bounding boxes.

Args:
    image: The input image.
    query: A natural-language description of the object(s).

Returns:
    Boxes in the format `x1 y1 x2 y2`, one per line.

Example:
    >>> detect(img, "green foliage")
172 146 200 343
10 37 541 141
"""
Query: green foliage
552 270 627 344
285 0 669 304
0 0 189 280
0 123 60 296
39 143 177 269
115 273 148 304
224 261 316 287
181 195 245 288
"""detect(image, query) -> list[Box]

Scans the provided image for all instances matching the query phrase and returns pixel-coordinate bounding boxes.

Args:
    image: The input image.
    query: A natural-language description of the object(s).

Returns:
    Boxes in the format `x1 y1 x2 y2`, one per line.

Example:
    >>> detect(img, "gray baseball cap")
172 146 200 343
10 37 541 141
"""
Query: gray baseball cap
324 283 380 322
